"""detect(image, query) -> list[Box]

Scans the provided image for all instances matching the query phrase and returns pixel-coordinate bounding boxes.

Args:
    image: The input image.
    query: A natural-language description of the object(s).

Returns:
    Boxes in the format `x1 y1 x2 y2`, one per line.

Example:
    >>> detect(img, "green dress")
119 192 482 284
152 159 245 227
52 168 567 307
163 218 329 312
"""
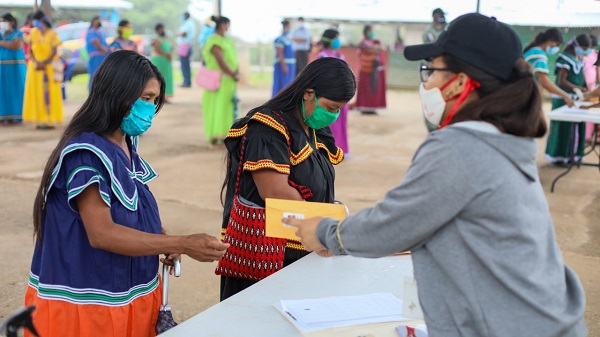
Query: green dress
545 52 586 162
201 34 238 143
150 35 174 97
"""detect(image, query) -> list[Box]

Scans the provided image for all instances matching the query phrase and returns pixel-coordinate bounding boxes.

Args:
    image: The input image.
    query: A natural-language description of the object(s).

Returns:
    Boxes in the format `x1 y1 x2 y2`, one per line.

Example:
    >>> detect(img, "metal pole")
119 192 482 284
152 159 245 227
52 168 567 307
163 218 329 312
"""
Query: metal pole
476 0 481 13
213 0 221 16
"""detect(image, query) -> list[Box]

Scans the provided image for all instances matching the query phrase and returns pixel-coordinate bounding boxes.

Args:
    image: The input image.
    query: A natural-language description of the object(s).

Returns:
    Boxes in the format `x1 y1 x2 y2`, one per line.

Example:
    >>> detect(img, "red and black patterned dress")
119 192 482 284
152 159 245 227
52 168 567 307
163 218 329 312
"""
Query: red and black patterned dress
220 108 343 300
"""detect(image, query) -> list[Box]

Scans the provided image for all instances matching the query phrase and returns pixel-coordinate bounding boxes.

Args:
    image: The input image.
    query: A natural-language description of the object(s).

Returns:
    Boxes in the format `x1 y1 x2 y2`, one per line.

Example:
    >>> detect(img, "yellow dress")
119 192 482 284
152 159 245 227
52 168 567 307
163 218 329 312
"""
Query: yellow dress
22 28 64 125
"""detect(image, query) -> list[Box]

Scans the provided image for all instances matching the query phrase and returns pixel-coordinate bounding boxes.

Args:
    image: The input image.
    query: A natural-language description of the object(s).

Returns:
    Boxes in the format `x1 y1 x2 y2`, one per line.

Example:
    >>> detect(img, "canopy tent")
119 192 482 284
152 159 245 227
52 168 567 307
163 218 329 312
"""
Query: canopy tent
0 0 134 9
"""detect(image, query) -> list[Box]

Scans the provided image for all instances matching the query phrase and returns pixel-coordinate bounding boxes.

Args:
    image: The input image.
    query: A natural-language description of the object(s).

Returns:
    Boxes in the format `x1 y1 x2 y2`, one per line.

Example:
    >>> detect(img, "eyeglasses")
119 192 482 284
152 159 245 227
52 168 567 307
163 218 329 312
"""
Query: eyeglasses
419 63 451 82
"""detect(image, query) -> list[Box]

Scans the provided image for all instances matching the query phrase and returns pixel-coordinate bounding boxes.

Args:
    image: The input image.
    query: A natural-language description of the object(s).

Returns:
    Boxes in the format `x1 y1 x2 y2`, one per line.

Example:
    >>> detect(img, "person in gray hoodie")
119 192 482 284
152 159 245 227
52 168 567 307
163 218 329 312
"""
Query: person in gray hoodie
283 13 587 337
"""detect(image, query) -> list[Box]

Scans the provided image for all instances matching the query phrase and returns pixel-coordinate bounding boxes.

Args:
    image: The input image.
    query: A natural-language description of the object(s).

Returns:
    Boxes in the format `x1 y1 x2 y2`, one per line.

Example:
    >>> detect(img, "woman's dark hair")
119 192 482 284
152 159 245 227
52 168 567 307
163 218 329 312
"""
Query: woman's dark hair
363 25 372 36
32 51 166 244
590 34 598 49
211 15 230 30
32 10 51 28
154 23 164 32
220 57 357 203
564 34 592 54
523 28 564 53
320 29 339 49
443 54 546 138
1 13 17 29
89 15 100 28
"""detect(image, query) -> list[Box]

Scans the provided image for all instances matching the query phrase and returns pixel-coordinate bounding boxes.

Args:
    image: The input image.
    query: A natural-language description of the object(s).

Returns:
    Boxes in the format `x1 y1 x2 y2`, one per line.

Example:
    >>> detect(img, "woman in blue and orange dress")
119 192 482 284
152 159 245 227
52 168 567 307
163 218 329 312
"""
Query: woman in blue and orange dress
354 25 387 115
0 13 26 125
25 51 229 337
109 20 137 53
219 57 356 300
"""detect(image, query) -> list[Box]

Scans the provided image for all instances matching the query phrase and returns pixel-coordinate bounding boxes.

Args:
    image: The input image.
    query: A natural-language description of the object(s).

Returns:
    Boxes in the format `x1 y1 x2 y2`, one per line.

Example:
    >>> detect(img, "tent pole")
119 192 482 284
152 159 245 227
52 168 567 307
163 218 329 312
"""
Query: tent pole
476 0 481 13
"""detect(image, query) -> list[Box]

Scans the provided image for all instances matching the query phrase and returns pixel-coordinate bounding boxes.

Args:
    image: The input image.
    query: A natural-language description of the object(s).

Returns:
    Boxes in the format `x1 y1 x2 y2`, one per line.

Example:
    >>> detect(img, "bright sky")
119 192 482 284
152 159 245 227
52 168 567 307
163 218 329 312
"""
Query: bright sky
188 0 600 42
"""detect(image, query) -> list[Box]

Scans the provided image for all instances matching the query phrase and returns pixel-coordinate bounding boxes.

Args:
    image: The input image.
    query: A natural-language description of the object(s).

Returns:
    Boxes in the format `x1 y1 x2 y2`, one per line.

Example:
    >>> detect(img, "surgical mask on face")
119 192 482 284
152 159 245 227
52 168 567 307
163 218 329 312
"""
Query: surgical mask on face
0 22 9 31
435 17 446 24
368 32 375 39
120 99 157 136
331 38 341 50
302 95 340 129
575 46 585 57
584 48 593 56
284 29 291 35
33 20 44 30
419 74 480 132
545 45 560 55
122 27 132 39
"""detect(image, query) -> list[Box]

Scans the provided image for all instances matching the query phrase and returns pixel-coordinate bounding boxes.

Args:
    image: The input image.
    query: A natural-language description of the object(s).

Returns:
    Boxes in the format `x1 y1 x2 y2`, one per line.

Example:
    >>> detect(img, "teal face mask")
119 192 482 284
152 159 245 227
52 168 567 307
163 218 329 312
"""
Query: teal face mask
302 95 340 129
121 99 157 136
368 32 375 39
331 38 341 50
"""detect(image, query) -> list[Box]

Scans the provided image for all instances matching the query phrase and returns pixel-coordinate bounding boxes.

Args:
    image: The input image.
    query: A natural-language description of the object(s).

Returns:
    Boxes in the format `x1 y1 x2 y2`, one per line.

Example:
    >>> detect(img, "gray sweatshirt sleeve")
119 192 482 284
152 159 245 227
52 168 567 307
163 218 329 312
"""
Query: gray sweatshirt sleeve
317 136 477 257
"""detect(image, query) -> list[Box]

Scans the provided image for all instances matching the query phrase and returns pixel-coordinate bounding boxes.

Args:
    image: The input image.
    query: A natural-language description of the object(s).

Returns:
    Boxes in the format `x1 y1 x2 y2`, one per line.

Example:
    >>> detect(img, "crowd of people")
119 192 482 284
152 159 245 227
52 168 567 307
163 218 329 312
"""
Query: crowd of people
2 7 594 337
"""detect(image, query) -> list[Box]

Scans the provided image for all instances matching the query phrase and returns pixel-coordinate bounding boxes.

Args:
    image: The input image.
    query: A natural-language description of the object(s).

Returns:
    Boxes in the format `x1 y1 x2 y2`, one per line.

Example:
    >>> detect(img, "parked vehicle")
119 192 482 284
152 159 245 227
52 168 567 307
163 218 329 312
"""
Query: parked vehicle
56 21 151 80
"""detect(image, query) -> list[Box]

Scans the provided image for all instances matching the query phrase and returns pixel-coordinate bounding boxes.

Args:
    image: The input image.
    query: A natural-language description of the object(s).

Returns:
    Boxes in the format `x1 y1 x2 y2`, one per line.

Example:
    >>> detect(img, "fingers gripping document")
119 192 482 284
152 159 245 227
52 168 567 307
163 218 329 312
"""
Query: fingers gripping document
265 198 347 240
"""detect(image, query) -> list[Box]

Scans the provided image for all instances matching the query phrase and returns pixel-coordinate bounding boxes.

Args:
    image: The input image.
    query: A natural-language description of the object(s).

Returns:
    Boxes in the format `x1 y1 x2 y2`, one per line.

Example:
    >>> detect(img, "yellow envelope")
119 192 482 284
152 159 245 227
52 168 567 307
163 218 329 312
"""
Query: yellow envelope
265 198 347 240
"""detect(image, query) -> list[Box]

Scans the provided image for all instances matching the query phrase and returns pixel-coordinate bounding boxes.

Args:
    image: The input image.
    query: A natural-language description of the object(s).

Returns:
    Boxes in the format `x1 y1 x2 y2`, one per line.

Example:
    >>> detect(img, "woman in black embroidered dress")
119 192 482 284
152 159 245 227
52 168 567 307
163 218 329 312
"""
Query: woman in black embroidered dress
219 57 357 300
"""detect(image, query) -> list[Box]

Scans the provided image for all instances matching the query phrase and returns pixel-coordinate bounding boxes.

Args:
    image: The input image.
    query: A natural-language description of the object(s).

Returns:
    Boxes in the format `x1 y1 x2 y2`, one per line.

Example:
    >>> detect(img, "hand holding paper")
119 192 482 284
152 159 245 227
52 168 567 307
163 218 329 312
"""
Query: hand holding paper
282 216 326 252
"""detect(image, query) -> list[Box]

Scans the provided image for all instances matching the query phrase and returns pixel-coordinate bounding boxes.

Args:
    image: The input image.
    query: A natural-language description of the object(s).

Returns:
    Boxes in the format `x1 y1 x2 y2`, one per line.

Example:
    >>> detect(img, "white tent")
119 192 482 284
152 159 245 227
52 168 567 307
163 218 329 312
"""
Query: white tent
0 0 134 9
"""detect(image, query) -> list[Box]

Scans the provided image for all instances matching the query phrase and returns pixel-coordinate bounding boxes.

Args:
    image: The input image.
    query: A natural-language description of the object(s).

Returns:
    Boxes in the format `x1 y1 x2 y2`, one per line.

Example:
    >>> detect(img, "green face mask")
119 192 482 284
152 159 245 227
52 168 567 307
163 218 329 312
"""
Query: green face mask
302 95 340 129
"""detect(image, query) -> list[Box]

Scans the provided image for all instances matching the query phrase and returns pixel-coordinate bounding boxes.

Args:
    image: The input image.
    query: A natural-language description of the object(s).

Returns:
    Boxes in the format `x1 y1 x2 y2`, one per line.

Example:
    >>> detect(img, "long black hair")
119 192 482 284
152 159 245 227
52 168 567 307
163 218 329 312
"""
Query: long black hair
220 57 356 204
523 28 564 53
32 51 166 244
445 54 546 138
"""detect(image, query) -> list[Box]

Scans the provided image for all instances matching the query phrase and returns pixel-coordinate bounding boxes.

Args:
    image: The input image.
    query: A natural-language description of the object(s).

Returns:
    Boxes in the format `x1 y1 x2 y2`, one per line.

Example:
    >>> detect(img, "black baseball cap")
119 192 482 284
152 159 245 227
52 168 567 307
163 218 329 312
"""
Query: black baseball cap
432 8 445 16
404 13 523 81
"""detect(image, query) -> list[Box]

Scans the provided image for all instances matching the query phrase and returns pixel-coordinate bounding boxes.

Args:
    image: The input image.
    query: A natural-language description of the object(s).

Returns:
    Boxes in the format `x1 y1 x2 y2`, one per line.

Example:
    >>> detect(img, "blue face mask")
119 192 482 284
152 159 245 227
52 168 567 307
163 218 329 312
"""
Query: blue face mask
584 48 594 56
575 46 585 57
120 99 157 136
545 46 560 55
331 38 341 50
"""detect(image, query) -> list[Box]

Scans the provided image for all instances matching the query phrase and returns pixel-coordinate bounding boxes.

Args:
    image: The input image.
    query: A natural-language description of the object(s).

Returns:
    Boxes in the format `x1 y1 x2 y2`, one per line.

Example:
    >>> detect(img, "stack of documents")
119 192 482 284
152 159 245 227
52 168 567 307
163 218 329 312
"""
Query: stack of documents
274 293 411 332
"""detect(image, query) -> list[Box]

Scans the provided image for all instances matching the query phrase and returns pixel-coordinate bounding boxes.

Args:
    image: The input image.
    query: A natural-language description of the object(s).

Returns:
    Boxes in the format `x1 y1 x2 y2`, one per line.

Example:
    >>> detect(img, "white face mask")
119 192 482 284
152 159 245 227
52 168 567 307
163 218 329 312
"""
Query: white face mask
419 83 447 132
0 22 9 31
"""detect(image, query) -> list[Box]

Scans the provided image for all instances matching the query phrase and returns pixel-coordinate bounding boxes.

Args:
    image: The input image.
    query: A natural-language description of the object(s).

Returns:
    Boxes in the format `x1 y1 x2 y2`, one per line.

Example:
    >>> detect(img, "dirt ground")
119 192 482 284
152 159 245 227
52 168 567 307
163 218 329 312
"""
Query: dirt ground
1 83 599 335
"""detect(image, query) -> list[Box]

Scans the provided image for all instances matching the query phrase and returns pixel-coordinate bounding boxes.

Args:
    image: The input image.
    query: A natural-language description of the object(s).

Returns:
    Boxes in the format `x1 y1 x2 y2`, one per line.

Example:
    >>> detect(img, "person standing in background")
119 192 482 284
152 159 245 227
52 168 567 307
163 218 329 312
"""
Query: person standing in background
272 20 295 97
22 10 63 130
545 34 591 164
317 29 350 156
292 17 311 77
422 8 446 43
177 12 196 88
109 20 137 52
523 28 574 108
583 34 599 142
151 23 174 103
201 16 238 146
0 13 26 125
354 25 387 115
20 12 33 64
85 16 109 90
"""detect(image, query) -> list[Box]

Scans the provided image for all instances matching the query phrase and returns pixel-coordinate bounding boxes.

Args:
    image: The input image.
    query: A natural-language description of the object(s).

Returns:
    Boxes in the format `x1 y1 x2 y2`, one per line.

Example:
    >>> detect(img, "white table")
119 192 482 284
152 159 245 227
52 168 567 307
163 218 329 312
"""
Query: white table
547 103 600 192
159 253 416 337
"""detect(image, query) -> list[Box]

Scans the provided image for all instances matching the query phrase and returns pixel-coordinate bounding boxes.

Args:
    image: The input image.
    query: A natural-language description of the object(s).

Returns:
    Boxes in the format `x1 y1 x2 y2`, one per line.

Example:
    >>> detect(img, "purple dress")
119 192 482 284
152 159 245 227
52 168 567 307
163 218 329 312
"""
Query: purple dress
317 49 350 155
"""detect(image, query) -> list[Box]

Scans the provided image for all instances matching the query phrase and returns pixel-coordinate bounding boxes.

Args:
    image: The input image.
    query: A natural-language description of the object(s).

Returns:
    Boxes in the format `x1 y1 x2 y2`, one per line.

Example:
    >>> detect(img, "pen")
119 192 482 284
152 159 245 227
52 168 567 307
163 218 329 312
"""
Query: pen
285 311 298 321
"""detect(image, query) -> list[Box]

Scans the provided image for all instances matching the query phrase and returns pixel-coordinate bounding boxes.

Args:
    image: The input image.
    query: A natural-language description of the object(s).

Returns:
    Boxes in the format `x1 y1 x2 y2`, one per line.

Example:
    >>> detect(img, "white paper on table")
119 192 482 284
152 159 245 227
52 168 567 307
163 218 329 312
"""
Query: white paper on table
274 293 412 332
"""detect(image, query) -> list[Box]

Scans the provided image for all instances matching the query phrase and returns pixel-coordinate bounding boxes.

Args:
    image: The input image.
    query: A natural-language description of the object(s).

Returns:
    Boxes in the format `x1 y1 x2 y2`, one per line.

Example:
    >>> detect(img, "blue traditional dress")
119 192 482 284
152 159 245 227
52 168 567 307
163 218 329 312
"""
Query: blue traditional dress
0 30 26 123
524 46 550 78
25 132 163 337
86 27 109 89
272 33 296 97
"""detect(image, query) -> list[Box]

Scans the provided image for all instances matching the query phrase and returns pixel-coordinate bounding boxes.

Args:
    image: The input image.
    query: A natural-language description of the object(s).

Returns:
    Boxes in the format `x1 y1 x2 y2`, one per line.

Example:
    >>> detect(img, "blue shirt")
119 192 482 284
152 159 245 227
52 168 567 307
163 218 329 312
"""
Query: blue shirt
178 18 196 45
292 26 311 51
85 27 108 57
